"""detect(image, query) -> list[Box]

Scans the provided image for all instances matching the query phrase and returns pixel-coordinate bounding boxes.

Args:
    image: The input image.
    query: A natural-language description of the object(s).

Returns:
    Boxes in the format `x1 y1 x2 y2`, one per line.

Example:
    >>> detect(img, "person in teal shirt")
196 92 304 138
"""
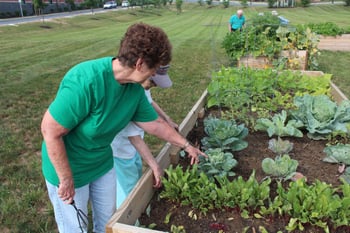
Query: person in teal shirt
228 9 245 32
41 22 206 233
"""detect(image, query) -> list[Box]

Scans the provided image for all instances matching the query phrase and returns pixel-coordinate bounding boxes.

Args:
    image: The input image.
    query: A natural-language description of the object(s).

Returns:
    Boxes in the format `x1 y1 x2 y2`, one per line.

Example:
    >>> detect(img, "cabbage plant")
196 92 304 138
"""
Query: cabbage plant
262 154 298 181
198 148 237 180
255 110 303 138
290 94 350 140
201 116 248 151
323 144 350 165
268 137 294 155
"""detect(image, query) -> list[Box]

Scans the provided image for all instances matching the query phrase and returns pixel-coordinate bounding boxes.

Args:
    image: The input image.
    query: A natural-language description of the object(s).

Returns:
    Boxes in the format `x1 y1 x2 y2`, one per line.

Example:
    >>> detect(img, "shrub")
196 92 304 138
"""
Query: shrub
222 0 229 8
306 22 345 36
300 0 310 7
267 0 276 8
175 0 182 13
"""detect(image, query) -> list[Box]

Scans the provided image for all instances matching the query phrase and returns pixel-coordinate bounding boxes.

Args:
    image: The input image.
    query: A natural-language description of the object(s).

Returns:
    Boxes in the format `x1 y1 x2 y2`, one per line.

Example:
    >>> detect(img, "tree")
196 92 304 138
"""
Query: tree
85 0 98 13
175 0 182 14
32 0 44 15
300 0 310 7
240 0 248 7
65 0 76 11
222 0 229 8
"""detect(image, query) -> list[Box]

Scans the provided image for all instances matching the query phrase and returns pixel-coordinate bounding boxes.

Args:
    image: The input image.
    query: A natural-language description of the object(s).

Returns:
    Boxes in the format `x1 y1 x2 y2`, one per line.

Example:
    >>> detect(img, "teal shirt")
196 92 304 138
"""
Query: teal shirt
42 57 158 188
229 14 245 30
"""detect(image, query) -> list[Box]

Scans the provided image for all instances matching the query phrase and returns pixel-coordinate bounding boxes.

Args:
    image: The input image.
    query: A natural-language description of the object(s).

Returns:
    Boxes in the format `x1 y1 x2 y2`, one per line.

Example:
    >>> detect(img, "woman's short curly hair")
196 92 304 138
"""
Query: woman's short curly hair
117 23 172 69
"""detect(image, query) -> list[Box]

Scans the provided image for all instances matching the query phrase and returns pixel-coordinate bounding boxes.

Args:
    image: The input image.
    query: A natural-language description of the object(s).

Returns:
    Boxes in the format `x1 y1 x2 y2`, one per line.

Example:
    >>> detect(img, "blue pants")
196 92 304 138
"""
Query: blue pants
46 168 116 233
114 153 142 208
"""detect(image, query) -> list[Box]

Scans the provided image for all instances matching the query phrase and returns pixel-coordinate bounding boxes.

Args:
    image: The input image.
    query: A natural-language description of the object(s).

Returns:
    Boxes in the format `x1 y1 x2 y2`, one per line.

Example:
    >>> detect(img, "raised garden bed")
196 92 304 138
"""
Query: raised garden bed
239 50 308 70
106 71 349 233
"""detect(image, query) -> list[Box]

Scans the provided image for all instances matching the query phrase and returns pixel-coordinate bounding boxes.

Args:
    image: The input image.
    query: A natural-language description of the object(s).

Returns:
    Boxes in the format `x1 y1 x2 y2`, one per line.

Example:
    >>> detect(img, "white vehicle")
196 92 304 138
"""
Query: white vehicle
103 1 117 9
121 0 130 7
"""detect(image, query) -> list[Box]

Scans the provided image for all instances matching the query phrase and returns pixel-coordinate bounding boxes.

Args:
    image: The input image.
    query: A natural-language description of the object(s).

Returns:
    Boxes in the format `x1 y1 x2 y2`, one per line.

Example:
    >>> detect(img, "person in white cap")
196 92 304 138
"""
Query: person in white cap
112 64 178 208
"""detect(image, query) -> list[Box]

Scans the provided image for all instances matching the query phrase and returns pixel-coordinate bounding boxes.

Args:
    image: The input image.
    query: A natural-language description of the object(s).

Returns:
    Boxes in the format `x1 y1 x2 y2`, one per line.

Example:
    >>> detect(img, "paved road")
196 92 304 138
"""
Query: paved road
0 1 345 26
0 1 267 26
0 7 124 26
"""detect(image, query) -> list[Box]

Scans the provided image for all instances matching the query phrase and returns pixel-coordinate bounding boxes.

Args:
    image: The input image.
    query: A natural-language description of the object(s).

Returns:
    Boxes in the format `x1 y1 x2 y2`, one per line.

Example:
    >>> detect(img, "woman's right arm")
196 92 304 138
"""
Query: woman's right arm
41 110 74 204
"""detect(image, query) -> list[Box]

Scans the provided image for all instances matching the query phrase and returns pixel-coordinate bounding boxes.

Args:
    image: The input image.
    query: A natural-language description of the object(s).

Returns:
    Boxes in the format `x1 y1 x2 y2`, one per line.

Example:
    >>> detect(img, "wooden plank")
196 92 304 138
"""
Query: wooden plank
106 90 208 233
330 81 349 104
238 55 272 69
108 223 166 233
318 34 350 51
106 144 171 233
239 50 308 70
280 50 308 70
169 89 208 164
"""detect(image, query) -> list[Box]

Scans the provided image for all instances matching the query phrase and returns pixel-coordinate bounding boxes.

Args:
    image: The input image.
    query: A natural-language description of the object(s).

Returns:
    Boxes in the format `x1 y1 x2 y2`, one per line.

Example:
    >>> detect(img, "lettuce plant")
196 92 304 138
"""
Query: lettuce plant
290 94 350 140
262 154 298 181
254 110 304 138
201 116 248 151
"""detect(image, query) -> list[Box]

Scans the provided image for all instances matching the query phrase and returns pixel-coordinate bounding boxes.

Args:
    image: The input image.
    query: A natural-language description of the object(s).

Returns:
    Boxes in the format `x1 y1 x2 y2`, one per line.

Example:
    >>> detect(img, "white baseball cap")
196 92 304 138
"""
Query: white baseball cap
150 64 172 88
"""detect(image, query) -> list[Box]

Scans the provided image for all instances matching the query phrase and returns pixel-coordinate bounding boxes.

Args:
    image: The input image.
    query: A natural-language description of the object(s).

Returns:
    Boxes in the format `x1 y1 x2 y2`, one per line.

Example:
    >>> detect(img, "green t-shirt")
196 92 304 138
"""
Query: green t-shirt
42 57 158 188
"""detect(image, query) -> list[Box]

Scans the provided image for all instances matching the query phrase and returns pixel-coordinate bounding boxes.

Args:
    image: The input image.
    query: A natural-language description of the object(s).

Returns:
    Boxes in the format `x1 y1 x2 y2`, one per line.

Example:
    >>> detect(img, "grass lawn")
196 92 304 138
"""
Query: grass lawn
0 3 349 232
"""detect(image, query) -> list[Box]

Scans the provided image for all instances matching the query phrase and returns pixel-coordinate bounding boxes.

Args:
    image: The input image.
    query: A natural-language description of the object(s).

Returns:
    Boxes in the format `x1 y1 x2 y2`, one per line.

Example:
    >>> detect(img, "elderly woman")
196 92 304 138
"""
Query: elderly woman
41 22 205 233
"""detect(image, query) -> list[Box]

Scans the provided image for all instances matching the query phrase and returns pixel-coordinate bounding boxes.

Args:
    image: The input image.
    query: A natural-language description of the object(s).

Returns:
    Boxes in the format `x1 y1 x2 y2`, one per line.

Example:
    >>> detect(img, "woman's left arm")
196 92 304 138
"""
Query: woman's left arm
136 117 206 165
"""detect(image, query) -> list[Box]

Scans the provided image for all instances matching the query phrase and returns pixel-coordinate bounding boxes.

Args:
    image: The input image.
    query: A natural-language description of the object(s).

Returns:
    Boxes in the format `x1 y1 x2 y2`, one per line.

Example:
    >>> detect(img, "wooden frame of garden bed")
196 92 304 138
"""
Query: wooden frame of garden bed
106 72 347 233
238 50 308 70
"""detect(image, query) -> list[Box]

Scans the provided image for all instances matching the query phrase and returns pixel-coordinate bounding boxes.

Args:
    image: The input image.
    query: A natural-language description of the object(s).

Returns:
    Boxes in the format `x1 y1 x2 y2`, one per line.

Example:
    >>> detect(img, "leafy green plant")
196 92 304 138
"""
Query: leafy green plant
160 165 218 213
255 110 304 138
160 165 199 203
222 13 320 70
201 116 248 151
207 67 332 128
300 0 310 7
170 225 186 233
161 165 350 232
323 143 350 165
268 137 294 155
262 154 298 181
215 171 271 216
340 167 350 185
306 22 345 36
198 148 237 180
274 179 343 232
222 0 229 8
331 180 350 226
290 94 350 140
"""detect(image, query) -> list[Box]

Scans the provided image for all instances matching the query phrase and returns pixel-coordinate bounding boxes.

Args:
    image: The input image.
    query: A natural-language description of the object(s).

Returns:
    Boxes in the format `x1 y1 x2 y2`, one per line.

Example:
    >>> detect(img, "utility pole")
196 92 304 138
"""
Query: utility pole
18 0 24 17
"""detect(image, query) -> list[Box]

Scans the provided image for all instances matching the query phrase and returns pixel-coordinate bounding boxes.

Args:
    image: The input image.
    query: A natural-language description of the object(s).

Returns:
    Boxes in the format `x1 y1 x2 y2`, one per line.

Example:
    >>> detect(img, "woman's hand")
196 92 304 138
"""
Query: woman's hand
184 144 207 165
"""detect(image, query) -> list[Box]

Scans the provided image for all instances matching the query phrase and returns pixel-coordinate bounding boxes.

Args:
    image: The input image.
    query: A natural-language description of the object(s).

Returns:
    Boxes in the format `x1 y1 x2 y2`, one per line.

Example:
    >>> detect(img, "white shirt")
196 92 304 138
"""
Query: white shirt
111 90 153 159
